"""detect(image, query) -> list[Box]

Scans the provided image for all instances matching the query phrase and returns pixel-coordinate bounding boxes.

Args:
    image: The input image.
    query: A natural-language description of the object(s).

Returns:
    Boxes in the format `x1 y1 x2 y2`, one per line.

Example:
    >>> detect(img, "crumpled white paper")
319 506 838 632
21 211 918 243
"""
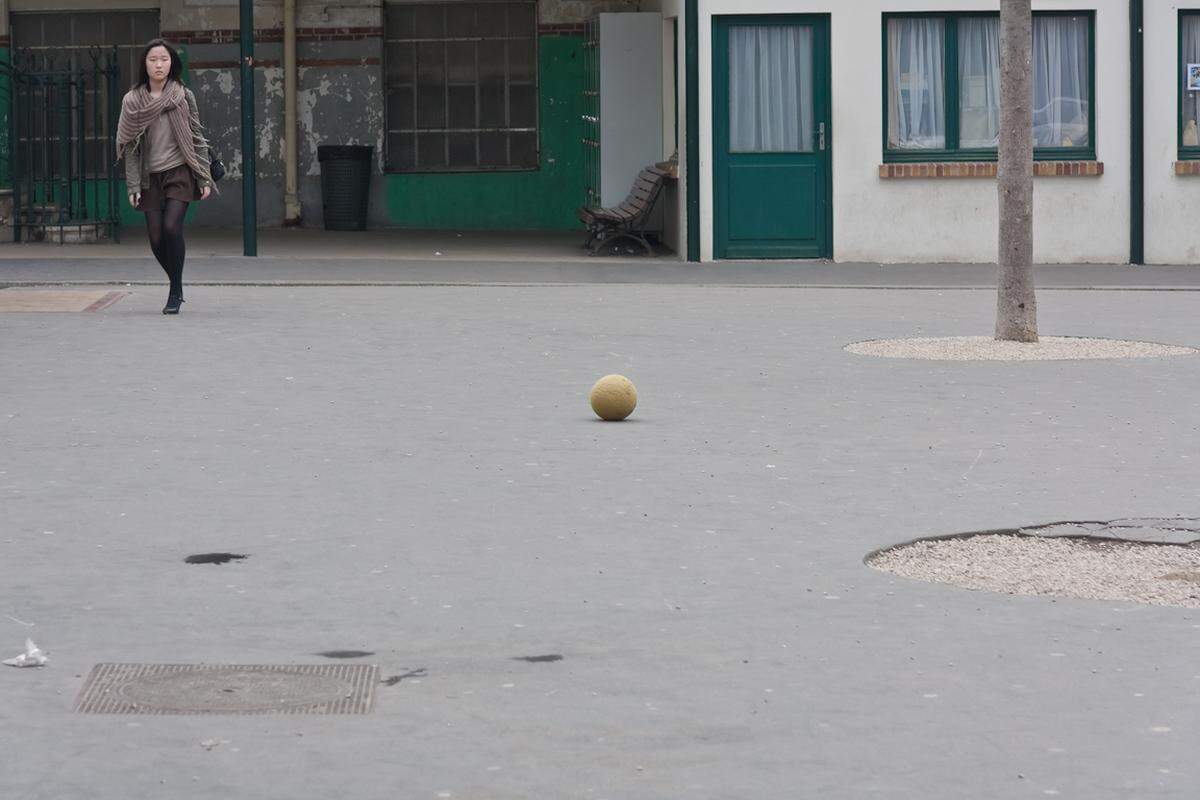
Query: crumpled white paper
4 638 47 667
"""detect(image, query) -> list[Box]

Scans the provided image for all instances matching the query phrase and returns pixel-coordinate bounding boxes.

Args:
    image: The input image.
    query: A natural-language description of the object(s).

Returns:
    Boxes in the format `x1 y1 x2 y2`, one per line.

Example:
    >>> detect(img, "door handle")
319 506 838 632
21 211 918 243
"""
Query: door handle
818 122 826 151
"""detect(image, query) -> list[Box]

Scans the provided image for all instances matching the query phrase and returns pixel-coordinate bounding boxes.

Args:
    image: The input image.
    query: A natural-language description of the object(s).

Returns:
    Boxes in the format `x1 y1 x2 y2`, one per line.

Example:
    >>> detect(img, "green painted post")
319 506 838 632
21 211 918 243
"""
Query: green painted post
240 0 256 256
685 0 699 262
1130 0 1144 265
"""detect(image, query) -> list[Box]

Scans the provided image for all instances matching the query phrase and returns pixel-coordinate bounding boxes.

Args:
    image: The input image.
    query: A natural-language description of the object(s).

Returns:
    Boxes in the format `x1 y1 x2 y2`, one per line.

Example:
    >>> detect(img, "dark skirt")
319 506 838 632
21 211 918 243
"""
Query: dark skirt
138 163 198 210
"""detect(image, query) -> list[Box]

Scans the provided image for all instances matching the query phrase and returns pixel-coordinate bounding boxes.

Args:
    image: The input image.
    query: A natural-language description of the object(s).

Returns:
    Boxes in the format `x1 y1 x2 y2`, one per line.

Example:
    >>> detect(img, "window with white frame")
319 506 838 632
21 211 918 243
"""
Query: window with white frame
1181 11 1200 159
383 1 539 172
883 12 1094 161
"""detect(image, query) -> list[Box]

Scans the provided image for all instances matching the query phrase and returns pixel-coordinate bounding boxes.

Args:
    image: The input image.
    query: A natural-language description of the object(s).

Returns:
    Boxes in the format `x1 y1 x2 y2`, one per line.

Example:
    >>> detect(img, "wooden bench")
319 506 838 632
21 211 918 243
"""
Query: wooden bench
577 164 670 256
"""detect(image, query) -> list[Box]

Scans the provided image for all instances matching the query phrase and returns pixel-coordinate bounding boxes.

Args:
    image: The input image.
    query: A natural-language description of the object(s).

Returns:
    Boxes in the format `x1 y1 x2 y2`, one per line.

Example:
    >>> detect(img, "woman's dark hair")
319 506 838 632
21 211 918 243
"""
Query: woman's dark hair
135 39 183 88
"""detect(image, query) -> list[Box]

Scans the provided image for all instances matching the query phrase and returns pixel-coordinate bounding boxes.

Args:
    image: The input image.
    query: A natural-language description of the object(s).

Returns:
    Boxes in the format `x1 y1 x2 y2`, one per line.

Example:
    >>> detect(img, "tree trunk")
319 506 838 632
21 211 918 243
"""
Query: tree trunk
996 0 1038 342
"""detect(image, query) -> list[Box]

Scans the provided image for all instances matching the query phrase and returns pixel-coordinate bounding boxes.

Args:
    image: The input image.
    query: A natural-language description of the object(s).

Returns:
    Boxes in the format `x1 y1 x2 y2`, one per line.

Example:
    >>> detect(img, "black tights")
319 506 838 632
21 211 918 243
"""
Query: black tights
144 199 189 298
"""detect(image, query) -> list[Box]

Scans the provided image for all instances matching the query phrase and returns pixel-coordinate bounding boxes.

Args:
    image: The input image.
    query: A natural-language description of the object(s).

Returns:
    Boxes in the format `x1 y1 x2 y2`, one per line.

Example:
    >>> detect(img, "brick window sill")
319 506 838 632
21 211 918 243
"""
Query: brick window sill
1174 161 1200 176
879 161 1103 179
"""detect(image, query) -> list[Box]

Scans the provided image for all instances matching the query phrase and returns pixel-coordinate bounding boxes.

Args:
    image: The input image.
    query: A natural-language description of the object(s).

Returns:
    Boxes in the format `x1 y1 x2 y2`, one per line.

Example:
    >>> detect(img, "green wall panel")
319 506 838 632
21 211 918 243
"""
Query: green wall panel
384 35 585 230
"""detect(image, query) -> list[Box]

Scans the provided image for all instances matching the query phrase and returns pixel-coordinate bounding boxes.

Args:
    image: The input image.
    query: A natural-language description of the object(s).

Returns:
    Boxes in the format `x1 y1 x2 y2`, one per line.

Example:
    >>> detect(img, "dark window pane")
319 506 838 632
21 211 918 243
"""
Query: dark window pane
417 132 447 168
507 3 536 36
446 4 475 37
510 83 536 127
480 80 505 127
448 85 476 128
511 131 537 167
478 40 504 82
416 42 446 129
385 6 414 39
447 42 475 84
72 14 104 43
509 39 535 82
414 4 445 38
479 132 507 166
417 87 445 129
448 133 477 167
386 43 415 84
133 12 159 43
103 12 136 45
387 88 414 130
477 4 506 37
388 133 415 170
417 41 446 83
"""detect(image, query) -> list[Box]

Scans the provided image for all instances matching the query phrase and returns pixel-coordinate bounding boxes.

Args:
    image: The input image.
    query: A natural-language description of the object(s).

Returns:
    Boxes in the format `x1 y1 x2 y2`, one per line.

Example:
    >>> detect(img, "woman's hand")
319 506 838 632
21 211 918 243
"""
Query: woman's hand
128 193 140 208
200 186 211 200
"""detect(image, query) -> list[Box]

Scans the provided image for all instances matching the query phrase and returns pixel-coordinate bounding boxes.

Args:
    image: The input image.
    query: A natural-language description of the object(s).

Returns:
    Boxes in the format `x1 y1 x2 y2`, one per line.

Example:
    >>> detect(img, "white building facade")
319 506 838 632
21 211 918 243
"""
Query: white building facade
644 0 1200 265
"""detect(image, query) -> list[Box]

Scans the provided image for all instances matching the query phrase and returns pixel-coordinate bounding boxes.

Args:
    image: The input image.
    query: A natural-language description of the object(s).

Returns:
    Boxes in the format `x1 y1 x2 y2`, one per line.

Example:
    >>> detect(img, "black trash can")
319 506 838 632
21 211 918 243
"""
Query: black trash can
318 145 373 231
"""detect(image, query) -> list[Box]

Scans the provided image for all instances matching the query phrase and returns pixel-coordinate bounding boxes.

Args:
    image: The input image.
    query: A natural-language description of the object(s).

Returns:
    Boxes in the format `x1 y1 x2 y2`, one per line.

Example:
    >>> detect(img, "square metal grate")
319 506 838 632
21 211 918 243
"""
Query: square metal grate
74 663 379 715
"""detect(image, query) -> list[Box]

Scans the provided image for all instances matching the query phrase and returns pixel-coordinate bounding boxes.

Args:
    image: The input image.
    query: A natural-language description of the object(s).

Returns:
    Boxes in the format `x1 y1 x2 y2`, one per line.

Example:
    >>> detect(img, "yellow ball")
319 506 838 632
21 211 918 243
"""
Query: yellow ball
589 374 638 421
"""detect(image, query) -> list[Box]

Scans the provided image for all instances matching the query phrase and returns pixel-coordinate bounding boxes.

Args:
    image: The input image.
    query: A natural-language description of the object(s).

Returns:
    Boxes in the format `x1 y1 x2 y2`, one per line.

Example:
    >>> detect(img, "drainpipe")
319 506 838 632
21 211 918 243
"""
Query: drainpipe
283 0 301 224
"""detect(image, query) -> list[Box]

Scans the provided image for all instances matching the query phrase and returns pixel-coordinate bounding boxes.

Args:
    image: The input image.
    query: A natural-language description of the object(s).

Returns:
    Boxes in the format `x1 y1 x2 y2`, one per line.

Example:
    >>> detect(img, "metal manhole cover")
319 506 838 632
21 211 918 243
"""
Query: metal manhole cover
75 663 378 715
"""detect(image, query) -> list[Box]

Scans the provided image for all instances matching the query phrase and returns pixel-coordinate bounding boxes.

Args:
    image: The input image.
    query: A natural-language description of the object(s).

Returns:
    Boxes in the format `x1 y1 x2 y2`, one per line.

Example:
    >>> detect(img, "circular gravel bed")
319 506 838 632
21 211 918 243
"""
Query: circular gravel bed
845 335 1198 361
869 535 1200 608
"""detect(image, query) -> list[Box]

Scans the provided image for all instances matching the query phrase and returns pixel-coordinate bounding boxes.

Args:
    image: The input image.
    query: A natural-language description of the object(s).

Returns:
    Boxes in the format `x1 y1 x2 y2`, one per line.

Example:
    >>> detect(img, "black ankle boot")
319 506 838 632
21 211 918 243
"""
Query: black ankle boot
163 293 182 315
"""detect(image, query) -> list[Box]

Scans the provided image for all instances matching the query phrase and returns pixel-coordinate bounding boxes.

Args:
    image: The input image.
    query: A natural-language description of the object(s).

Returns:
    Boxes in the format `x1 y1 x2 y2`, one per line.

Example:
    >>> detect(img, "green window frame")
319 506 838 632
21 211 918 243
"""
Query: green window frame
1179 10 1200 160
881 10 1096 163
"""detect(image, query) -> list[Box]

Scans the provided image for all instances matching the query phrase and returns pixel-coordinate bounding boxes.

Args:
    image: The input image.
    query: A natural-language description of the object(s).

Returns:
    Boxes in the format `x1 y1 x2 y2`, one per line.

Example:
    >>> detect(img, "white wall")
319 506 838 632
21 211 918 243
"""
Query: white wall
683 0 1132 263
645 0 687 256
1145 3 1200 264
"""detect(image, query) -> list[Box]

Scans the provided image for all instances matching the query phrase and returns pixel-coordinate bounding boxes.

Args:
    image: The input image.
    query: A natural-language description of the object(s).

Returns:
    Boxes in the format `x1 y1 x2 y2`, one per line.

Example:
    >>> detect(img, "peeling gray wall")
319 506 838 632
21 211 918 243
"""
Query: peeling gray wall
187 40 382 227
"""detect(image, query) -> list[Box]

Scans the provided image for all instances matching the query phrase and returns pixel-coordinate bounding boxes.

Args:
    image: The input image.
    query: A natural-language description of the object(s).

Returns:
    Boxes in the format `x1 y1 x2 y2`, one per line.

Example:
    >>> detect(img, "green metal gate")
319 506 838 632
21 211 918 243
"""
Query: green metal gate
3 47 122 243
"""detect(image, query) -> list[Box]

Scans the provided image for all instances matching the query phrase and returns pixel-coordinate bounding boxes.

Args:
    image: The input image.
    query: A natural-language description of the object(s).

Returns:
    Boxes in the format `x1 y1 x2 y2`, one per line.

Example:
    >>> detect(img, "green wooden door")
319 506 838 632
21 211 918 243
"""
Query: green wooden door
713 16 831 259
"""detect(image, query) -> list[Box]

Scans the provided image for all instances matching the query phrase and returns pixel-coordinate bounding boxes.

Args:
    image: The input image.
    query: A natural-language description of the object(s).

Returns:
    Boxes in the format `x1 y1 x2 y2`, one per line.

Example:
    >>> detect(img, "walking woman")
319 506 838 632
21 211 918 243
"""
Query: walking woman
116 39 214 314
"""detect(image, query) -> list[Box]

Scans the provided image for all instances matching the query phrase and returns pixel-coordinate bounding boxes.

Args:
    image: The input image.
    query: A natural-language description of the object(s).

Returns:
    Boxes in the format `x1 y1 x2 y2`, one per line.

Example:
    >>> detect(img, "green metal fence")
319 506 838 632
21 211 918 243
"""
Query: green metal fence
4 47 121 243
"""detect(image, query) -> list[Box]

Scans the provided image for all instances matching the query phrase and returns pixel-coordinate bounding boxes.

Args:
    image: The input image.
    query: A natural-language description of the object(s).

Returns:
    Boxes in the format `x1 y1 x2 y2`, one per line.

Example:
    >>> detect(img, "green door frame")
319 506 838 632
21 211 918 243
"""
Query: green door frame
712 14 832 260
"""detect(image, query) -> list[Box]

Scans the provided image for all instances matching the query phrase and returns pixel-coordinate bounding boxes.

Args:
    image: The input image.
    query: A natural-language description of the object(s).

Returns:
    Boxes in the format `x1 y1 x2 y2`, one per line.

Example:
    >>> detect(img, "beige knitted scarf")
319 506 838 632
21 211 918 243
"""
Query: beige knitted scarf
116 81 213 188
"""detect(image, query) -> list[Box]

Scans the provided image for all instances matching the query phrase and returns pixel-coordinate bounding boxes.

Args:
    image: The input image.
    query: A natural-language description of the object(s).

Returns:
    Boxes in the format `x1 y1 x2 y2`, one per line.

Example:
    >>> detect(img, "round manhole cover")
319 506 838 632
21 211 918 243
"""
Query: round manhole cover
117 667 355 713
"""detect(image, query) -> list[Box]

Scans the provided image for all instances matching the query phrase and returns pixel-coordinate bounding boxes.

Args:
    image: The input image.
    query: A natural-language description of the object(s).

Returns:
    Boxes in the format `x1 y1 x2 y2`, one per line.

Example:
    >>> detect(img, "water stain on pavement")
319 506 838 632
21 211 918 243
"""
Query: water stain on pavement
184 553 248 565
316 650 375 659
381 668 427 686
513 654 564 663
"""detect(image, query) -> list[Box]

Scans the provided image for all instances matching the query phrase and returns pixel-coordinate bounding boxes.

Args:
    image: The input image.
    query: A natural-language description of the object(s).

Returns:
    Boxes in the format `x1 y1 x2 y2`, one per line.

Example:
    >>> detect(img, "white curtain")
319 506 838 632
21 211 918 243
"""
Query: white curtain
1032 16 1090 147
887 18 945 149
1183 16 1200 144
729 25 813 152
958 17 1001 148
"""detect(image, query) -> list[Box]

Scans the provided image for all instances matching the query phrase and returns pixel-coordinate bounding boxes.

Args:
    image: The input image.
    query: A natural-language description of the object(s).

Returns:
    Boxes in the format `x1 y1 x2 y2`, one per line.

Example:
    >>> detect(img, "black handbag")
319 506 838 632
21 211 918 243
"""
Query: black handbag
210 154 226 182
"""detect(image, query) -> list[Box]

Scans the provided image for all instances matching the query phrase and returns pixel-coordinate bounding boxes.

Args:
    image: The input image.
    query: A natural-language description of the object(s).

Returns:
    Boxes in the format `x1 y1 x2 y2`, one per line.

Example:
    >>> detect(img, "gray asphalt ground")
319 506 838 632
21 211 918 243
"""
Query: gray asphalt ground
3 254 1200 289
2 280 1200 799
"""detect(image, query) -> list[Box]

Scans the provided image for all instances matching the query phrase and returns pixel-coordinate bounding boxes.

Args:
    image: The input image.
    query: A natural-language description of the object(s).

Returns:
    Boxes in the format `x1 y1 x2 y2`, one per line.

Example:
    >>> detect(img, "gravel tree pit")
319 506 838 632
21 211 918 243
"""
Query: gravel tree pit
867 519 1200 608
845 336 1198 361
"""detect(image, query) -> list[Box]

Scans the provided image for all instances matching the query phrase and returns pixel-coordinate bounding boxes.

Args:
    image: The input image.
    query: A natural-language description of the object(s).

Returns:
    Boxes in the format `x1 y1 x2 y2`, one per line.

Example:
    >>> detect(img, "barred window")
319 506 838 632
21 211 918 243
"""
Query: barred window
11 11 160 178
11 10 160 88
384 2 539 172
